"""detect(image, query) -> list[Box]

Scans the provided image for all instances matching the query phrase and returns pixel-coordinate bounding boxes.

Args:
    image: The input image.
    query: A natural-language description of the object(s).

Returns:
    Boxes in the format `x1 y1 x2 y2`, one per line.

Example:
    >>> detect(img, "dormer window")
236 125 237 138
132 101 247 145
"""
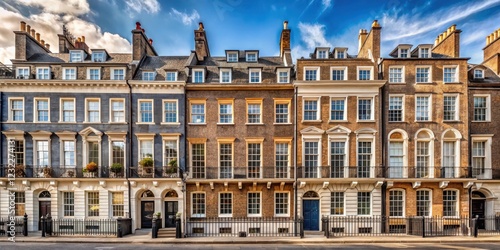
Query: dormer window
92 52 105 62
419 48 430 58
143 72 156 81
474 69 484 79
220 68 232 83
317 49 328 59
69 50 83 62
166 71 177 81
227 52 238 62
399 48 408 58
192 69 204 83
336 50 345 59
246 52 258 62
249 68 261 83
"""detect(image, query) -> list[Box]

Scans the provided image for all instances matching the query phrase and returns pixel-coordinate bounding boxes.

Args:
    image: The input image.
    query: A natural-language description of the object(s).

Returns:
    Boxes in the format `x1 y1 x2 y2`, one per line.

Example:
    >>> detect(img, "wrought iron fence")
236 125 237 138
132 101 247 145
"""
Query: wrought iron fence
475 216 500 236
0 165 124 178
0 217 26 236
186 217 302 237
50 218 118 236
189 166 294 179
297 166 384 179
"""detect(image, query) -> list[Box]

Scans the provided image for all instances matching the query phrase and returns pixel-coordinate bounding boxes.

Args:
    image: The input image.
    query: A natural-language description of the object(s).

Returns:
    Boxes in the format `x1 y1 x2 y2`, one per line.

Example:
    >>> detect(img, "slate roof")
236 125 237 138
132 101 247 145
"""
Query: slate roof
468 64 500 84
26 52 132 64
134 56 190 81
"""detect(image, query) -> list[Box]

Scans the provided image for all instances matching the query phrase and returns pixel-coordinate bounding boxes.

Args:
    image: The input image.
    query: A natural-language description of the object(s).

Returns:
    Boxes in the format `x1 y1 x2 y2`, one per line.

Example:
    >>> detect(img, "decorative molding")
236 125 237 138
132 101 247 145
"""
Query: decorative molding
463 182 474 189
299 182 306 189
152 181 158 187
386 181 394 188
238 182 242 190
130 181 137 187
439 181 449 189
177 181 182 187
267 182 272 189
475 182 483 190
99 181 106 188
374 181 383 189
49 180 57 187
322 182 329 189
350 181 358 189
412 181 421 189
280 182 285 191
22 180 30 187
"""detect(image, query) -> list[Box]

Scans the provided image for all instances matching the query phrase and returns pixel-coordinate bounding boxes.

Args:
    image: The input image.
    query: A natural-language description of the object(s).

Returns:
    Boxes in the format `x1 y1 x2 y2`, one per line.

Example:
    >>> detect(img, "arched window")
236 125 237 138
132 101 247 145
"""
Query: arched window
303 191 319 198
442 129 461 178
141 190 154 198
39 191 51 198
388 130 408 178
415 130 434 178
165 190 178 198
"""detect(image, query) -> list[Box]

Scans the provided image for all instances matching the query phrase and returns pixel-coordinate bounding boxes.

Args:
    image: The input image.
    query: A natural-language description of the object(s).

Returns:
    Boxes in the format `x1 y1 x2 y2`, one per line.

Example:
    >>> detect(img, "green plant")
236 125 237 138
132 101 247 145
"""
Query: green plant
86 162 98 172
154 212 161 218
139 157 154 167
110 163 123 173
15 165 26 177
42 167 52 177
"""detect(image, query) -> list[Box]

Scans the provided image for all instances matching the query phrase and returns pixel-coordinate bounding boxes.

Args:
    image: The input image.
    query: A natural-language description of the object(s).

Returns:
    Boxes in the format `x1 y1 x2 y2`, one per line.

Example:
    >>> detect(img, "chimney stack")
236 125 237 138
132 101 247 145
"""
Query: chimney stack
14 21 51 61
280 20 291 58
432 24 461 58
483 27 500 75
194 22 210 61
132 21 158 60
358 29 368 53
358 20 382 61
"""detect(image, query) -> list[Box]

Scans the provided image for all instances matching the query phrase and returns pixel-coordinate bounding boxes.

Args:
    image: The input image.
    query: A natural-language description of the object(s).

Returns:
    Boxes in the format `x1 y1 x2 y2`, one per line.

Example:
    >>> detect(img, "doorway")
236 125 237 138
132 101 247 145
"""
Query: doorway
164 201 178 228
141 201 154 228
38 191 52 230
472 191 486 229
302 191 320 231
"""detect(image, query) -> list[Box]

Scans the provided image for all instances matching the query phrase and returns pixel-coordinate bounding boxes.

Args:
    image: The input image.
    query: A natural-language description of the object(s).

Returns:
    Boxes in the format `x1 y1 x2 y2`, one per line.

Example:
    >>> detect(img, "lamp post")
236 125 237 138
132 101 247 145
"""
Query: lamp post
179 168 189 238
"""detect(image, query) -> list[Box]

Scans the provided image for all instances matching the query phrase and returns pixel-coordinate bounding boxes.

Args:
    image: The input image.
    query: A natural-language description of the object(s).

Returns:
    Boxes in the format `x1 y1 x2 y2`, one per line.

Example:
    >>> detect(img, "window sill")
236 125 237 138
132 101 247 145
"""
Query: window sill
357 120 375 123
217 123 235 125
108 122 128 125
415 82 434 84
443 120 461 123
218 215 232 218
273 123 292 125
83 121 102 124
302 120 322 123
246 123 264 125
389 82 406 84
388 121 405 123
161 122 181 126
414 120 434 123
472 120 490 123
34 121 51 123
247 214 262 217
6 121 25 123
188 123 206 125
274 214 290 217
190 215 206 218
136 122 155 125
329 120 348 123
443 82 462 84
58 121 77 124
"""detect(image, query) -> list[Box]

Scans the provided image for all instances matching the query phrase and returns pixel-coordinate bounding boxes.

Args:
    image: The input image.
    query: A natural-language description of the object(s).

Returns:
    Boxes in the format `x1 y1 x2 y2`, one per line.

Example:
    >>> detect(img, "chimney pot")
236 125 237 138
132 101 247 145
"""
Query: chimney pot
371 20 380 28
77 37 82 42
26 24 31 33
46 43 50 50
497 29 500 38
447 27 451 36
451 24 456 31
20 21 26 31
141 28 145 33
487 36 491 45
149 38 153 45
41 39 45 46
31 29 36 37
198 22 204 31
283 20 288 30
493 32 498 41
82 36 85 42
36 33 40 42
135 22 141 30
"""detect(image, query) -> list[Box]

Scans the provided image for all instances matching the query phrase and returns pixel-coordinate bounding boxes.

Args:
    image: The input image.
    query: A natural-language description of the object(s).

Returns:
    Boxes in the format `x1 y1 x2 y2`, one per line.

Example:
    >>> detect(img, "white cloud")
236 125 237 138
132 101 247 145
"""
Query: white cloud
322 0 332 10
382 0 500 41
125 0 160 16
17 0 90 15
170 8 200 26
292 22 332 60
0 3 131 64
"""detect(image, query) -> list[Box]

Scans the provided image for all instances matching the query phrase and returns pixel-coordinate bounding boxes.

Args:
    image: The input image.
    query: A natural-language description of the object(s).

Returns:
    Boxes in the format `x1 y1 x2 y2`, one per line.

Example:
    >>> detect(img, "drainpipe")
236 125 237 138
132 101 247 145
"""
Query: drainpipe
183 85 188 237
126 80 133 220
380 83 387 221
294 85 298 231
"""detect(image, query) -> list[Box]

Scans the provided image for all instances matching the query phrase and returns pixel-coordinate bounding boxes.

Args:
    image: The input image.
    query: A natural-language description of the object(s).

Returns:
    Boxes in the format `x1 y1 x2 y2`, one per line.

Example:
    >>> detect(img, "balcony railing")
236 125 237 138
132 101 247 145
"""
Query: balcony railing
297 166 384 179
189 166 294 180
128 166 181 178
384 166 473 179
0 165 125 178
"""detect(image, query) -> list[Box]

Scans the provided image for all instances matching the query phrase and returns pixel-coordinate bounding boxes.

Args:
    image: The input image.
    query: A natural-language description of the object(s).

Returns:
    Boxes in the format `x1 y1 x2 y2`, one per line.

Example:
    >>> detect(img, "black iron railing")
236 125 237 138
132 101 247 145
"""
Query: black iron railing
297 166 384 179
189 166 294 179
0 165 125 178
0 216 27 236
50 218 118 236
384 166 472 179
186 217 302 237
128 166 181 178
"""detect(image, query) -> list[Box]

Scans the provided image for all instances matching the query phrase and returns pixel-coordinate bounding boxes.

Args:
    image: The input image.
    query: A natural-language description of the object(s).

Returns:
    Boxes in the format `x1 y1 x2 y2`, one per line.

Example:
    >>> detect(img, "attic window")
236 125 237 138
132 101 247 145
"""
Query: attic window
92 52 105 62
166 71 177 81
246 52 258 62
143 72 155 81
474 69 484 79
399 48 408 58
317 49 328 59
336 50 345 59
227 52 238 62
419 48 430 58
69 51 83 62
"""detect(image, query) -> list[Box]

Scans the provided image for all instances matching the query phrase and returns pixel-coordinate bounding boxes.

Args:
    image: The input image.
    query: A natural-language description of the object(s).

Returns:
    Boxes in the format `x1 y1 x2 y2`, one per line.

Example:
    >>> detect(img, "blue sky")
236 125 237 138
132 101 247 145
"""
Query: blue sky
0 0 499 64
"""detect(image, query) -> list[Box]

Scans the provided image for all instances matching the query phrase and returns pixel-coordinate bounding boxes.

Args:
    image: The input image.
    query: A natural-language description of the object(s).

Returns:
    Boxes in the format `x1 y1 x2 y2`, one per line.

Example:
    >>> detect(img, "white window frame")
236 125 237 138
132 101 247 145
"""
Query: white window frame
303 66 320 81
109 98 125 123
110 192 125 217
357 66 373 80
388 129 409 178
443 189 459 218
161 134 179 169
189 99 206 124
62 191 75 217
86 191 100 217
388 189 405 217
357 96 374 121
142 71 156 81
277 68 290 83
16 67 30 79
108 137 126 170
165 71 177 82
274 191 290 217
218 139 234 179
302 97 321 122
111 67 125 80
218 192 233 217
330 66 347 81
327 128 350 179
219 68 232 83
335 49 346 59
227 52 238 62
192 69 205 83
246 98 263 124
137 135 154 163
474 69 484 79
356 137 375 178
247 192 262 217
388 66 405 83
357 191 372 216
302 136 322 178
398 48 408 58
416 189 432 217
415 66 432 83
33 97 50 123
36 67 50 80
84 98 101 123
92 51 105 62
415 94 432 122
441 129 461 178
443 65 459 83
246 138 263 179
473 94 490 122
246 52 258 62
61 139 76 167
329 97 347 121
63 67 77 80
60 98 76 123
419 47 430 58
87 67 101 80
471 135 493 179
274 138 292 179
274 98 291 124
69 50 83 62
249 68 262 83
137 99 154 124
162 99 179 125
218 98 234 124
414 129 435 178
316 49 328 59
8 97 24 122
330 192 345 216
443 94 459 121
191 192 206 217
388 95 404 122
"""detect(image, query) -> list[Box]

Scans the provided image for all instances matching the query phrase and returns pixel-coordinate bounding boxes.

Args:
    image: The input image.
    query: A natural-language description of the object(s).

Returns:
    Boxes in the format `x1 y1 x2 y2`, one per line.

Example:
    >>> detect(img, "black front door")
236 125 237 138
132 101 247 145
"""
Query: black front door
165 201 178 228
141 201 154 228
38 201 51 230
472 199 486 229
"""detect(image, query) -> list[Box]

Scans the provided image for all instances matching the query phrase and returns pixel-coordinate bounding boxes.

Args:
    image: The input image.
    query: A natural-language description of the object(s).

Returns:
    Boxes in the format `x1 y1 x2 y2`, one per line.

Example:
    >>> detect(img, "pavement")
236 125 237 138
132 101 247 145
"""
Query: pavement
2 230 500 244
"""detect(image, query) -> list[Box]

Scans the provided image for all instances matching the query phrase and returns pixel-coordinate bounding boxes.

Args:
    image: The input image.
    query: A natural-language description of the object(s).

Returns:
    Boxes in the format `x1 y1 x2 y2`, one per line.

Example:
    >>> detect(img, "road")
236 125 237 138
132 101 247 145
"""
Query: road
0 243 498 250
